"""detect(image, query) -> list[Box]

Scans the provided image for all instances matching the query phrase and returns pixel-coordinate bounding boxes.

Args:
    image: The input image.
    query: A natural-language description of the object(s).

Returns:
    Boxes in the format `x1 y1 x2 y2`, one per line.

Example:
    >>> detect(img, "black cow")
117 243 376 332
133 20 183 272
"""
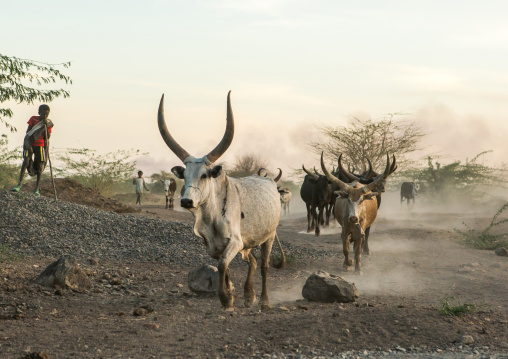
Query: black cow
400 182 418 209
300 165 335 236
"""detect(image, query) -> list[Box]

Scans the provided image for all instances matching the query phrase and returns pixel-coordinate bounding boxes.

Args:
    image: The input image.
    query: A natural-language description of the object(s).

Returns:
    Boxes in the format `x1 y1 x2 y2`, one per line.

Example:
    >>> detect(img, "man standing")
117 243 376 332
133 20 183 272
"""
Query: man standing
11 104 53 196
133 171 149 206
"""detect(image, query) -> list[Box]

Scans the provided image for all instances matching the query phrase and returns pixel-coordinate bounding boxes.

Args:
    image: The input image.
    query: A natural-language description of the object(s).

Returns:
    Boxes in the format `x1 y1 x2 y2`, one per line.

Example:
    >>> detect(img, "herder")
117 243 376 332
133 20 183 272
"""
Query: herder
11 104 53 196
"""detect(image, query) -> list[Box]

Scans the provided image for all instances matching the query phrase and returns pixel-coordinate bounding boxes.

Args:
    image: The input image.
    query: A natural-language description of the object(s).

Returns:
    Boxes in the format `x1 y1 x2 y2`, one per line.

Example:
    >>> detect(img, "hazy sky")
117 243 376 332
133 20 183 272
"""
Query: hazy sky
3 0 508 178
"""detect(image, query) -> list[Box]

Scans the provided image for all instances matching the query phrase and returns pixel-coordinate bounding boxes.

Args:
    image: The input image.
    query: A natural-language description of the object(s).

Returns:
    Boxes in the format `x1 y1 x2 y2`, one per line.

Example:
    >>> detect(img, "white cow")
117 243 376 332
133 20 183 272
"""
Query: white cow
161 178 177 209
158 91 285 311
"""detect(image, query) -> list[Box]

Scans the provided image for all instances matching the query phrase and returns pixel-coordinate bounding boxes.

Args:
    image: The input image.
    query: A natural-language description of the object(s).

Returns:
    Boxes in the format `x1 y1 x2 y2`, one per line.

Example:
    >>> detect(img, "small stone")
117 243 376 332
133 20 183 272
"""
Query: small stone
133 308 148 316
144 323 160 329
461 335 475 345
495 247 508 256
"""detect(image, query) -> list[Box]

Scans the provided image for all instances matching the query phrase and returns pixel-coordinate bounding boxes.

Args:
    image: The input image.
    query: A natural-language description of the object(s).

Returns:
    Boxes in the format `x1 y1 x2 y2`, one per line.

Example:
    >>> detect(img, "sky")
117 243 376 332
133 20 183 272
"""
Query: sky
2 0 508 179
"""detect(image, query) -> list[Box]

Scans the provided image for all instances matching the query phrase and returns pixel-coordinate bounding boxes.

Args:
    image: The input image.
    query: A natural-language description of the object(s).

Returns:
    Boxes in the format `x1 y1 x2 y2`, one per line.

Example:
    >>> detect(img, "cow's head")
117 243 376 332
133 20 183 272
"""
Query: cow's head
158 91 234 211
321 152 394 224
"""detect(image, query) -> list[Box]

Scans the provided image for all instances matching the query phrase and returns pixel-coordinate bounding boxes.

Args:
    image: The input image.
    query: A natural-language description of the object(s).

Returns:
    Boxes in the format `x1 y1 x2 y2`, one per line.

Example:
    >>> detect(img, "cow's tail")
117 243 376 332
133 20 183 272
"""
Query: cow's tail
272 232 286 269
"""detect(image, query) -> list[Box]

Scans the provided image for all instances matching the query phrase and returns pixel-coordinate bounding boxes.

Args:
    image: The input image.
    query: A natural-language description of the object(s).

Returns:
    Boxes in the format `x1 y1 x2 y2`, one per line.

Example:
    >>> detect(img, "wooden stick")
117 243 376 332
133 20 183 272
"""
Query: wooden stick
44 123 58 201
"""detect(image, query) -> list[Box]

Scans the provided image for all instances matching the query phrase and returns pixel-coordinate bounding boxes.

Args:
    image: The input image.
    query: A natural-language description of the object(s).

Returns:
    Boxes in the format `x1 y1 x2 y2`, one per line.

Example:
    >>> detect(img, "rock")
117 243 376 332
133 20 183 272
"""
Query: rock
19 352 51 359
495 247 508 257
144 323 160 329
302 271 359 303
461 335 475 345
34 255 91 291
187 265 234 295
133 308 148 316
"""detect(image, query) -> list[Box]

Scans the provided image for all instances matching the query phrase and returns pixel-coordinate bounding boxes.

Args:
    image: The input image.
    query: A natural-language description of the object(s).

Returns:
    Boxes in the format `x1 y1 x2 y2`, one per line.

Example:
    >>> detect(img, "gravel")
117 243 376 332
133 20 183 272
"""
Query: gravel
0 191 213 266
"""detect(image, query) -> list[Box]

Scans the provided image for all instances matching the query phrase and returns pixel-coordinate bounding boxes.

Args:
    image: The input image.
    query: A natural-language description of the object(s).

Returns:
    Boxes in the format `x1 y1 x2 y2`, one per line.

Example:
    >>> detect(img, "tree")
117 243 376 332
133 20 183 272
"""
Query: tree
406 151 506 202
309 114 426 170
229 153 268 177
0 53 72 133
55 148 144 196
0 134 22 189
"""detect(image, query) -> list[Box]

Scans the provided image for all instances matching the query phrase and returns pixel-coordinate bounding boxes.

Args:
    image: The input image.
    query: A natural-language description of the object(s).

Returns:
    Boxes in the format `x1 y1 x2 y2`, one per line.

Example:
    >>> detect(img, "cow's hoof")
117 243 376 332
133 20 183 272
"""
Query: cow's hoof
355 270 363 276
363 250 370 256
244 295 256 308
224 306 235 312
260 303 271 311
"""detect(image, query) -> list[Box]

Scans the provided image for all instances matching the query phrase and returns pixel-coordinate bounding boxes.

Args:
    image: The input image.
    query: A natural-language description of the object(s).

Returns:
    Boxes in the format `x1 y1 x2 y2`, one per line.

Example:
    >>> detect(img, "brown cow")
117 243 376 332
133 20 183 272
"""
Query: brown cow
321 152 394 273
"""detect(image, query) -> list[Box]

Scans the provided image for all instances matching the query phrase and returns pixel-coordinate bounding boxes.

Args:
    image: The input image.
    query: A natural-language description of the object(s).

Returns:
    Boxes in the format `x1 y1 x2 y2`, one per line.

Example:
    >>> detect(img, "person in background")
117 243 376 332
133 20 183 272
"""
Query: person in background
133 170 149 206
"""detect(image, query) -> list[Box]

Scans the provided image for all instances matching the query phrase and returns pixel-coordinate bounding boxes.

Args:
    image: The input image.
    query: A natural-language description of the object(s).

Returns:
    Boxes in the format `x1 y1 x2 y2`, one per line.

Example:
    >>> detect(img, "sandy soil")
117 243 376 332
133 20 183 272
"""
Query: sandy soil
1 191 508 358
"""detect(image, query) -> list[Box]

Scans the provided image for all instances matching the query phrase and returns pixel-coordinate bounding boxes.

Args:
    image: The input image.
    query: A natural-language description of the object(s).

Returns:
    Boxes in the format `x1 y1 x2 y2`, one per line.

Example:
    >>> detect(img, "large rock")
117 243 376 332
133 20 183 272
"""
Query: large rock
495 247 508 257
302 271 359 303
35 255 91 291
187 264 234 295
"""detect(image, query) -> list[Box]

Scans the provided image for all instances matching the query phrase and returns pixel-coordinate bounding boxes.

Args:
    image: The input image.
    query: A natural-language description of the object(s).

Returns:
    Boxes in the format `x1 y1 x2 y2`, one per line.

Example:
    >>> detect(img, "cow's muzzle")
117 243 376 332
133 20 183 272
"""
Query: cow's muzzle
349 216 359 224
181 198 194 208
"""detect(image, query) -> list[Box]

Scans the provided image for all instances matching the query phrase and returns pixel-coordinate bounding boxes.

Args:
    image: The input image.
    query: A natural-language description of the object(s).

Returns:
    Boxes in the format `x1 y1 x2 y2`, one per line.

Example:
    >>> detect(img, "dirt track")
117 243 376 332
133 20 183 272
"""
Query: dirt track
1 192 508 358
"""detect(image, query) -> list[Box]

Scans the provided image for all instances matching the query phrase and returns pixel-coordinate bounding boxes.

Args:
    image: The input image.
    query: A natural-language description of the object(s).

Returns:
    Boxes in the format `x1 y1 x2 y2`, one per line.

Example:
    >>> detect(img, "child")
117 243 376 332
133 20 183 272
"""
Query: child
132 171 149 206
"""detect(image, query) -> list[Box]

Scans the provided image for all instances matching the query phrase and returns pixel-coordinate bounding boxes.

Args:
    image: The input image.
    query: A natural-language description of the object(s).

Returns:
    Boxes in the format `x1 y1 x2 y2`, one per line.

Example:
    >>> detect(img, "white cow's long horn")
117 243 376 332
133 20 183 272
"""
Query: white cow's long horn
206 91 235 163
338 154 360 182
321 152 349 191
158 94 191 162
363 153 391 193
274 168 282 182
302 165 319 180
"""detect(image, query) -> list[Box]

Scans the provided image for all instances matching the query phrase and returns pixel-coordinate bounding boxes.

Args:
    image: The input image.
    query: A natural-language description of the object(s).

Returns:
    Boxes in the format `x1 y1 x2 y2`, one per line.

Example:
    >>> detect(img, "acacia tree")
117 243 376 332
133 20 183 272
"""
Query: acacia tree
55 148 144 196
310 114 426 171
0 53 72 133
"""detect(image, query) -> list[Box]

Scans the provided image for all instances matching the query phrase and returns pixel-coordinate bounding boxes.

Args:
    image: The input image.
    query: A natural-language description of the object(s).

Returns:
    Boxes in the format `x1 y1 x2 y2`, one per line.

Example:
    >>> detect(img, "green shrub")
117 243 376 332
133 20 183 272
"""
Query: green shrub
437 297 481 317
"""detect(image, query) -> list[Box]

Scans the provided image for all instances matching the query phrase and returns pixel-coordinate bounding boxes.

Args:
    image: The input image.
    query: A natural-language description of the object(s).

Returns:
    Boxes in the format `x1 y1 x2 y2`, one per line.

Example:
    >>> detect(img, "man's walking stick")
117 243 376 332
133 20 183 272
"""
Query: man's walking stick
44 123 58 201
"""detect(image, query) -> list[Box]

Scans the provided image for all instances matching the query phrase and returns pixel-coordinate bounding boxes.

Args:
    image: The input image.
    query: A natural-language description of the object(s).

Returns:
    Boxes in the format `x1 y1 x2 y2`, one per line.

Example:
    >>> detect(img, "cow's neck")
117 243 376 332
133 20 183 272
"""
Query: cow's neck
192 174 234 236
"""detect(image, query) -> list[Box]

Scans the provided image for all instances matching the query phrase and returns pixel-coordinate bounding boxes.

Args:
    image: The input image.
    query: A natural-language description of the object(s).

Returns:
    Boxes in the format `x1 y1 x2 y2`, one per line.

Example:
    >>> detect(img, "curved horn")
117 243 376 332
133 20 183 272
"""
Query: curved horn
302 165 319 180
338 154 360 182
363 153 391 193
389 154 397 175
257 167 267 176
206 91 235 163
321 153 349 191
158 94 191 162
274 168 282 182
365 157 373 177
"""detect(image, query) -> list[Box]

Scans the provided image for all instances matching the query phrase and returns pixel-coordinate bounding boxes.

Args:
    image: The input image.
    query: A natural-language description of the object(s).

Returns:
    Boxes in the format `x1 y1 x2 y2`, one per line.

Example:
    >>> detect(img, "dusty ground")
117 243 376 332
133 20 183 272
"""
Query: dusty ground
1 190 508 358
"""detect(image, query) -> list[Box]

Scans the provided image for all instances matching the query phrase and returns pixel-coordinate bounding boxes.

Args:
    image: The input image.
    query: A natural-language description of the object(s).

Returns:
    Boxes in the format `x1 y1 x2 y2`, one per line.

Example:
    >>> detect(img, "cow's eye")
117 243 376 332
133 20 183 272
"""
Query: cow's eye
201 174 207 179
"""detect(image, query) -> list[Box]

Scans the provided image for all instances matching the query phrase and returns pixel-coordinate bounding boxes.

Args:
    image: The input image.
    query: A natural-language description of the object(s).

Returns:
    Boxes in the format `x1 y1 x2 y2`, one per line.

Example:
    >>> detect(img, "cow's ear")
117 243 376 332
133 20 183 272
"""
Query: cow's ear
364 193 377 200
335 191 348 198
210 165 222 178
171 166 185 179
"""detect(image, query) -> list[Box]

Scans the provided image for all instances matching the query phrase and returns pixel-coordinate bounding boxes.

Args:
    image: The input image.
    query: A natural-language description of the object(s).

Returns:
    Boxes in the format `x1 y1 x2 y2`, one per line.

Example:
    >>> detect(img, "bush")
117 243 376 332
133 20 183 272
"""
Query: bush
437 297 481 317
456 202 508 250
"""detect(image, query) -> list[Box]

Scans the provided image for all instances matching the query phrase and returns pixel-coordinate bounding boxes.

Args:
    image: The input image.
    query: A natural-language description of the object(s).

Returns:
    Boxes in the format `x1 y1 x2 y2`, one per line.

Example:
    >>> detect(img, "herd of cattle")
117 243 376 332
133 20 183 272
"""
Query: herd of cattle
156 92 419 310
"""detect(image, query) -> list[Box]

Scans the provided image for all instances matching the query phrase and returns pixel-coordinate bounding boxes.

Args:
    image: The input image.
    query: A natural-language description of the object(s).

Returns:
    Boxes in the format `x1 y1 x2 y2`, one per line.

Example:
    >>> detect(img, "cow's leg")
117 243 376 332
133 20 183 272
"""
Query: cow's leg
341 230 353 269
306 203 313 232
166 196 169 209
363 227 371 255
243 251 257 308
353 228 365 274
325 204 331 227
312 205 321 236
259 236 275 310
218 240 242 311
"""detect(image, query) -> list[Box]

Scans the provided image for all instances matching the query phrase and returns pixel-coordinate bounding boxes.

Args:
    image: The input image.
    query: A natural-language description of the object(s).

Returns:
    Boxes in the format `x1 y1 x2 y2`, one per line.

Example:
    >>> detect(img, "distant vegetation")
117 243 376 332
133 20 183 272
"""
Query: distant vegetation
309 113 425 170
54 148 144 197
0 134 21 189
